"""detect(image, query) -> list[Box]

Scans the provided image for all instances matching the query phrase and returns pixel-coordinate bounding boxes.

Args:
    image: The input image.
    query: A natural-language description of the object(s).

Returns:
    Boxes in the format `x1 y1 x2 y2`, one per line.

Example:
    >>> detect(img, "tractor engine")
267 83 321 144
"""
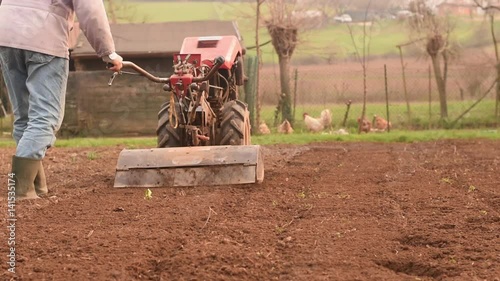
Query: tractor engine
156 36 249 148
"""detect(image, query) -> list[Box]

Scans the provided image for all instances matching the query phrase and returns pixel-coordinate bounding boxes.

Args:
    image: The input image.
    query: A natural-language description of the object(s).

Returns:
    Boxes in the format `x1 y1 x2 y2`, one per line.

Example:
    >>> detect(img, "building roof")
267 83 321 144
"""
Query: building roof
71 20 243 58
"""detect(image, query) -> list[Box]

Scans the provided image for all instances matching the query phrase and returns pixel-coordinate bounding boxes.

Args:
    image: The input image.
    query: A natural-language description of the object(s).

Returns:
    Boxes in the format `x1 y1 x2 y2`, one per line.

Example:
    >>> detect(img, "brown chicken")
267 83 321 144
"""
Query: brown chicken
278 119 294 134
373 115 391 131
258 121 271 135
357 117 372 133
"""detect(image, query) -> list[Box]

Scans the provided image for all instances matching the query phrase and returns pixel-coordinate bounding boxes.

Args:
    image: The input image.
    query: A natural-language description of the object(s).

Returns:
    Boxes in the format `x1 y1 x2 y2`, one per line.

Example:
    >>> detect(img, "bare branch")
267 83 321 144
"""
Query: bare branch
396 37 427 48
346 24 363 66
473 0 500 11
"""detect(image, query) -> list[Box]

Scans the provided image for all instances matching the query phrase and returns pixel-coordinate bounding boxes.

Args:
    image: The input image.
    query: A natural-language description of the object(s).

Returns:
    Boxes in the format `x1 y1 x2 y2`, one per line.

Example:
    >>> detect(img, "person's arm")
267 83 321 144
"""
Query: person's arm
72 0 122 71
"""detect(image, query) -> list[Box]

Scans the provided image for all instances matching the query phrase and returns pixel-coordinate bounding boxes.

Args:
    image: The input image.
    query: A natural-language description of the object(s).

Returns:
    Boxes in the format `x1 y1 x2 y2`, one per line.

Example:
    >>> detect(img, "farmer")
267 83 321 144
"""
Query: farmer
0 0 123 200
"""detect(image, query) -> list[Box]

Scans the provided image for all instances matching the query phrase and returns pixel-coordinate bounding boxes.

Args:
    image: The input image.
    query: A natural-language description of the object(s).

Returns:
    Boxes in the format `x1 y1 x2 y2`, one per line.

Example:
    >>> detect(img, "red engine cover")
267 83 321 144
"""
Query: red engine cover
180 36 242 69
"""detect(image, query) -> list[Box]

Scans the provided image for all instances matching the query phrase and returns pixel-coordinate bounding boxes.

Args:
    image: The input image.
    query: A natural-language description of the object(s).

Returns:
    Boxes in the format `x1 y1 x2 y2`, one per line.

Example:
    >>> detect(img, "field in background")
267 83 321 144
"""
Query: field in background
119 1 499 64
121 2 500 130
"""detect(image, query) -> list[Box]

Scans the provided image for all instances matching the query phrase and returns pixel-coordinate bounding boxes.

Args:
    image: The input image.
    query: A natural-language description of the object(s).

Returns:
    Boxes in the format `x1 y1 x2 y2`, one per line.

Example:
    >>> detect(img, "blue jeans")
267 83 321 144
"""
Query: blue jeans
0 47 68 159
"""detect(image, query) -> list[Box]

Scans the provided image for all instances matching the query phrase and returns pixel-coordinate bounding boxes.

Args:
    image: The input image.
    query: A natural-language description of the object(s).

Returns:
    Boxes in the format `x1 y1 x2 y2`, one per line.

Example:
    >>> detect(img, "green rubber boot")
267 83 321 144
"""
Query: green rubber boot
11 156 41 200
34 162 48 197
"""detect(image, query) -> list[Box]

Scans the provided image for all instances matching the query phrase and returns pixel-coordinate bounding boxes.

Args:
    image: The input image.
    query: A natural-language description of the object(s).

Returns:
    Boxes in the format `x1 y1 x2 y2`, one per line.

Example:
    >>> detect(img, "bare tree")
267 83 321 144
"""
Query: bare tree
255 0 265 129
346 1 375 133
264 0 299 124
473 0 500 120
408 0 456 119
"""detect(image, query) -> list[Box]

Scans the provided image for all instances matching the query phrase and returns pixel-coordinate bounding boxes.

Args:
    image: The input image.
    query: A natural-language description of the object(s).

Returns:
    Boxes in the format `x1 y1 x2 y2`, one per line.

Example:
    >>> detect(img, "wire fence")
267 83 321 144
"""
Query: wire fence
256 57 499 131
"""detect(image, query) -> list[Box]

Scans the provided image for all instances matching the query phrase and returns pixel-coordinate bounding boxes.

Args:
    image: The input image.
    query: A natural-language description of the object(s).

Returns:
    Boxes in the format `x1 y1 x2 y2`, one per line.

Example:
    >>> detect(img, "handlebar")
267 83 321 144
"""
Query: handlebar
121 61 170 84
119 56 226 84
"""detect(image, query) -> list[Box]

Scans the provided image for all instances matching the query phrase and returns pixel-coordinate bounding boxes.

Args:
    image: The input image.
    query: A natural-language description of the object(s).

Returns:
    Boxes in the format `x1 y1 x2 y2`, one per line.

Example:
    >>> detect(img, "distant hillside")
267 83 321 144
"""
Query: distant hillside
117 1 499 64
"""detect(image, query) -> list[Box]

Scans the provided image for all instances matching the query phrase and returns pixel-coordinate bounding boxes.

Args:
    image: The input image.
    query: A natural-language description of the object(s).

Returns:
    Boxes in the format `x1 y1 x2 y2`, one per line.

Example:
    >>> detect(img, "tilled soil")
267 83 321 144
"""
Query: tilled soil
0 139 499 281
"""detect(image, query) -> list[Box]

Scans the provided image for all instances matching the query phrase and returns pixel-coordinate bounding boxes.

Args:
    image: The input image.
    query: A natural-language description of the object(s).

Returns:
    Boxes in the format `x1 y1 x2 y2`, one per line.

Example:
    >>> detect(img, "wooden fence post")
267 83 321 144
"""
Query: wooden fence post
293 68 298 121
397 46 412 128
384 65 390 133
428 65 432 129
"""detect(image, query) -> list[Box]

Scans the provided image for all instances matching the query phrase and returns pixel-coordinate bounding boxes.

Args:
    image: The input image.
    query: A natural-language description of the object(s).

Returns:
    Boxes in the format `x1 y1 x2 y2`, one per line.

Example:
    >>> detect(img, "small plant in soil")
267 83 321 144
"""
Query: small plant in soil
87 151 98 160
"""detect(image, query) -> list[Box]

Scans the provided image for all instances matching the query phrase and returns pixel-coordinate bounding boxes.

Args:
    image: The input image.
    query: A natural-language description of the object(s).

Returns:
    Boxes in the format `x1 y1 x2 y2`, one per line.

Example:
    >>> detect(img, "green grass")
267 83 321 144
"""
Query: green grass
0 129 497 149
261 100 499 131
127 2 221 22
252 129 499 145
0 137 156 148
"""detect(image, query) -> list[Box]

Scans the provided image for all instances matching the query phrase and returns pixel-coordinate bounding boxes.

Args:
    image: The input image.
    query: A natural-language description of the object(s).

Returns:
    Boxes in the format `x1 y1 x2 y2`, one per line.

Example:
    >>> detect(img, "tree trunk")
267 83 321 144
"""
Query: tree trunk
430 54 448 118
278 54 292 123
398 46 412 124
255 0 262 128
496 63 500 120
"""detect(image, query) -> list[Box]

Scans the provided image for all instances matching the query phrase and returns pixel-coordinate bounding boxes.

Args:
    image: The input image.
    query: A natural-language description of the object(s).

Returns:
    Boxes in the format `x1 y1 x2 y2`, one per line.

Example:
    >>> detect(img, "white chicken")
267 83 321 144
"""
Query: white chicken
303 109 331 132
320 109 332 130
278 119 294 134
258 121 271 135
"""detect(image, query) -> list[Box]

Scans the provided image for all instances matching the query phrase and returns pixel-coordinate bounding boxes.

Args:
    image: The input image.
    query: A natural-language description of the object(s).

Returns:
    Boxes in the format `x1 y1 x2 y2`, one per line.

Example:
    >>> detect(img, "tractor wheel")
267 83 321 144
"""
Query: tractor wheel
218 100 251 145
156 101 183 148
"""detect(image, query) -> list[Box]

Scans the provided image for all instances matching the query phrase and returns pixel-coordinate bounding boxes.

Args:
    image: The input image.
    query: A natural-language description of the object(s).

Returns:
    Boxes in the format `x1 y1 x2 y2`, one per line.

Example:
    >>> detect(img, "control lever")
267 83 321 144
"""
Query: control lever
108 72 119 86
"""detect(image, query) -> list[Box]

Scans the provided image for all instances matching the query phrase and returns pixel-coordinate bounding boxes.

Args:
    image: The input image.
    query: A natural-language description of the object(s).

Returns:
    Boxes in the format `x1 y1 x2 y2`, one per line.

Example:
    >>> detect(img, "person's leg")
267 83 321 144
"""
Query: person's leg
16 51 68 159
0 47 40 199
0 48 67 199
0 47 29 144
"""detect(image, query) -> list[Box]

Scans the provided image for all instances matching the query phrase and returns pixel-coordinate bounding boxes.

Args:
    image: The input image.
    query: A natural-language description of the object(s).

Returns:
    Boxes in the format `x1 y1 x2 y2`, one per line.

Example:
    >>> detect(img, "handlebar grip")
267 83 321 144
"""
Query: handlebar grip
214 56 225 65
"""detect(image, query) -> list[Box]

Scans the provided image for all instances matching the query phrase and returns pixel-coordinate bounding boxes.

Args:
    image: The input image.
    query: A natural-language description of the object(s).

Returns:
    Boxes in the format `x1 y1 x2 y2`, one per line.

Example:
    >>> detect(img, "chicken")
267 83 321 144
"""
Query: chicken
373 115 391 131
303 109 331 132
334 128 349 135
357 117 371 133
258 121 271 135
303 113 323 132
278 119 294 134
320 109 332 130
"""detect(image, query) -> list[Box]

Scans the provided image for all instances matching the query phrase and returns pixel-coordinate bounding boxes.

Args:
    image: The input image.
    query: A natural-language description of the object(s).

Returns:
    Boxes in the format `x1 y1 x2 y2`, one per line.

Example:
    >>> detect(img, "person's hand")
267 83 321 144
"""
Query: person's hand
108 58 123 72
102 52 123 72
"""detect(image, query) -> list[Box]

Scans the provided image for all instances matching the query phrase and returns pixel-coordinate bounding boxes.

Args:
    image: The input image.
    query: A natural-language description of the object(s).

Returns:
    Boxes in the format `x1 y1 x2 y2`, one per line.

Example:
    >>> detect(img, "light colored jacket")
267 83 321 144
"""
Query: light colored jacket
0 0 115 59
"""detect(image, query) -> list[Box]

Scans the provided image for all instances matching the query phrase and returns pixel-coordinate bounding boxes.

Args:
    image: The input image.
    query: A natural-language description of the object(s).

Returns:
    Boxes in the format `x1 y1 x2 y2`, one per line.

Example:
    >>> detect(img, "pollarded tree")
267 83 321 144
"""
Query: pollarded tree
264 0 299 125
408 0 457 119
